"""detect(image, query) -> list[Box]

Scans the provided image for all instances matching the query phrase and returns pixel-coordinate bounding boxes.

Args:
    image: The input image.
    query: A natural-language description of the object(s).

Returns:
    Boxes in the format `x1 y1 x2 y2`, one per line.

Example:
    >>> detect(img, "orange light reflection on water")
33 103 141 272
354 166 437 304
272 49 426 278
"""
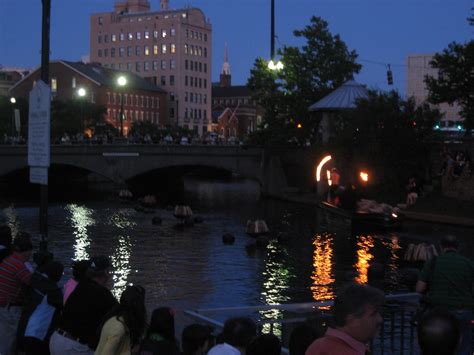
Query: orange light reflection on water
355 235 374 284
311 234 335 302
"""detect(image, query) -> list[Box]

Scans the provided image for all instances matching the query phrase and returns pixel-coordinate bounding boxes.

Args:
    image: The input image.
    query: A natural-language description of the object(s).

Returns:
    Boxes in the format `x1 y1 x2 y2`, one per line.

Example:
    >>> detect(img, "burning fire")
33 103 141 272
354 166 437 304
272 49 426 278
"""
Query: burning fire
316 155 332 182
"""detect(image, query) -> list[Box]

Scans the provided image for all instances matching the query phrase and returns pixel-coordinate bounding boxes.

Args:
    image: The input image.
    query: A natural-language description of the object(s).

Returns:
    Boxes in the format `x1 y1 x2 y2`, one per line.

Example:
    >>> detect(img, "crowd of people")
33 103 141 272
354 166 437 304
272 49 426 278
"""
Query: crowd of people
0 225 472 355
440 150 472 180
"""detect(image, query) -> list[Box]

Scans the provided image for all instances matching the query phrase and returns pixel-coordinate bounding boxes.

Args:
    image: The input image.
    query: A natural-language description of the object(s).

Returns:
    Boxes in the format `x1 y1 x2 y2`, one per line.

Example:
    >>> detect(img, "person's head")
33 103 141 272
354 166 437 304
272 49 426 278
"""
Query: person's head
87 255 112 286
221 317 257 350
40 260 64 283
332 283 384 343
12 232 33 260
417 308 461 355
0 225 12 247
289 317 326 355
116 285 147 346
72 259 91 282
182 324 213 355
246 333 281 355
440 235 459 251
148 307 176 342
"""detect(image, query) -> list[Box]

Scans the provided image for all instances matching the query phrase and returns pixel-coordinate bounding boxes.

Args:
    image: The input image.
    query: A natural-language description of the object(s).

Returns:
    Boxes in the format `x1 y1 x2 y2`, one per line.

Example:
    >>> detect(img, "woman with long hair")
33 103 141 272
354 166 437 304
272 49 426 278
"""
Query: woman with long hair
95 285 147 355
139 307 180 355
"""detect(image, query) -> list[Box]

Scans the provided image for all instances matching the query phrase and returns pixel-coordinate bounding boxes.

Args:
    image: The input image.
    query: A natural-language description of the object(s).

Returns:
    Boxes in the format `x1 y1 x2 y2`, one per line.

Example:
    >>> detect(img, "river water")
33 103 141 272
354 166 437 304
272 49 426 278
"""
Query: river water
1 177 473 326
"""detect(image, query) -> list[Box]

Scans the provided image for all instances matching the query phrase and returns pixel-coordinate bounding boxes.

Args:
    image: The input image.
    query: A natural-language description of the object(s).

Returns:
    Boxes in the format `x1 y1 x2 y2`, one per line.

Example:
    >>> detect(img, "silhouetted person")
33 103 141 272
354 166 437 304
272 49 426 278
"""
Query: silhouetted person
418 308 461 355
139 307 180 355
207 317 257 355
0 225 12 263
246 333 281 355
182 323 213 355
416 235 474 355
289 317 326 355
63 259 91 304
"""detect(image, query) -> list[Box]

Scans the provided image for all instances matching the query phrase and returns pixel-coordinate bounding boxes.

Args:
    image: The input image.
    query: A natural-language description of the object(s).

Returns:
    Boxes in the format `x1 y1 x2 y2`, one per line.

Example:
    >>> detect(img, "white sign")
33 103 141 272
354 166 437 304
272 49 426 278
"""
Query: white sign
30 167 48 185
28 80 51 167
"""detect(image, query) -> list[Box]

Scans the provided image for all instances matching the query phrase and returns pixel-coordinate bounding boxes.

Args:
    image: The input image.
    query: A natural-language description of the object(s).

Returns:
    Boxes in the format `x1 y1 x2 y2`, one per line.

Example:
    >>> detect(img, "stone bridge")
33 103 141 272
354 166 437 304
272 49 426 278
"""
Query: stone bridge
0 145 317 196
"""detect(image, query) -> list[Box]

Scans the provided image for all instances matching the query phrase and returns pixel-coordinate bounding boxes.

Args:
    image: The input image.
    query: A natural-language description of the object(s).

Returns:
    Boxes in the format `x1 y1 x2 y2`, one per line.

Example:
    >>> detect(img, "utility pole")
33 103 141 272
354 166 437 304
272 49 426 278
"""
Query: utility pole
40 0 51 251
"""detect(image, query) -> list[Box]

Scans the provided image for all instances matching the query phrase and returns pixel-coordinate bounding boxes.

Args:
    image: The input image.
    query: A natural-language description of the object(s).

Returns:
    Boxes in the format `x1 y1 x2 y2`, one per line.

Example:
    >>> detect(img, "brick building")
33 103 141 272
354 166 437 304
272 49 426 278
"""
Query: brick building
9 60 167 135
212 45 262 140
0 68 29 97
90 0 212 135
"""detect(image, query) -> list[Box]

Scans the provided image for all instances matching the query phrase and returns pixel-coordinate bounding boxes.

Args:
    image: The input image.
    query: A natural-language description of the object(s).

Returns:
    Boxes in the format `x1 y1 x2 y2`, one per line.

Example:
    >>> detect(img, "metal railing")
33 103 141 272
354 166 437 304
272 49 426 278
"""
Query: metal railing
184 293 422 355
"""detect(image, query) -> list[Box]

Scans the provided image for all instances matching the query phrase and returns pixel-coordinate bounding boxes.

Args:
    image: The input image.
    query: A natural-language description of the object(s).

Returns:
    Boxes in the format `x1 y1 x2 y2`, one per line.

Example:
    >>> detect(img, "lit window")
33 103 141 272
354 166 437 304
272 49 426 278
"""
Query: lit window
136 32 141 40
72 77 76 88
153 45 158 55
182 13 187 18
51 78 57 92
153 30 158 38
112 34 117 42
98 17 103 25
170 44 176 53
120 33 125 41
144 31 150 39
144 45 150 55
161 29 167 38
161 44 167 54
184 44 188 54
128 32 133 40
171 28 176 36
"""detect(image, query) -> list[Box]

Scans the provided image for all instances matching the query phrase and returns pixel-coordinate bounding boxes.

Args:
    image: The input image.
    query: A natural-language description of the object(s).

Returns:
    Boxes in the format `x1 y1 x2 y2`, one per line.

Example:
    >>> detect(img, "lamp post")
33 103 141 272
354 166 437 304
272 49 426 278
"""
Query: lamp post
268 0 283 71
9 97 16 142
77 88 86 136
117 76 127 136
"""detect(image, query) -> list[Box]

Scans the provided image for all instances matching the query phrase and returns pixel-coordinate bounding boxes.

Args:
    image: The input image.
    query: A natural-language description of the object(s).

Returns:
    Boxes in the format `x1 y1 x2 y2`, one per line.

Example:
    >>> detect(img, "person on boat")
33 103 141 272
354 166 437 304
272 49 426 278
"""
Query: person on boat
327 168 341 206
339 183 358 211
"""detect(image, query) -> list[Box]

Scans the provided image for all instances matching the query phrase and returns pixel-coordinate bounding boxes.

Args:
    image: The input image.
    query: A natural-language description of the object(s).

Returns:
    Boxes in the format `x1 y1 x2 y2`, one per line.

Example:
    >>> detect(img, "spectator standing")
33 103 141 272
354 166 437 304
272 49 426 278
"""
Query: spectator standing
95 285 147 355
246 333 281 355
17 260 64 355
139 307 180 355
49 256 118 355
0 232 33 355
63 259 90 304
207 317 257 355
0 225 12 263
416 235 474 355
305 283 384 355
181 323 213 355
417 308 461 355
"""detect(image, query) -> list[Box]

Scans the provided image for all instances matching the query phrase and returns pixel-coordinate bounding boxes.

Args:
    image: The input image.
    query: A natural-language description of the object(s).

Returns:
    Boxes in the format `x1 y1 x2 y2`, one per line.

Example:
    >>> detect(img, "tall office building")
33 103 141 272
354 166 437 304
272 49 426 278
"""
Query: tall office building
407 54 462 129
90 0 212 135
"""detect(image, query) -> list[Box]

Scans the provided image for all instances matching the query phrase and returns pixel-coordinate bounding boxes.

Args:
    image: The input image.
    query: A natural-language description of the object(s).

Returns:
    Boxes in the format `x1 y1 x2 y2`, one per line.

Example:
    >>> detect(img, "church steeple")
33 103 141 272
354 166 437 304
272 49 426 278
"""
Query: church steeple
220 43 231 87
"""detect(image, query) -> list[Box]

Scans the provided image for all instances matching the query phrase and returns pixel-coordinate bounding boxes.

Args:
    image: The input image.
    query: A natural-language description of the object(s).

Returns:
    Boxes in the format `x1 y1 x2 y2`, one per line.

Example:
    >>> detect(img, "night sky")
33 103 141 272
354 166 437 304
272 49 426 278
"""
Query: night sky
0 0 472 95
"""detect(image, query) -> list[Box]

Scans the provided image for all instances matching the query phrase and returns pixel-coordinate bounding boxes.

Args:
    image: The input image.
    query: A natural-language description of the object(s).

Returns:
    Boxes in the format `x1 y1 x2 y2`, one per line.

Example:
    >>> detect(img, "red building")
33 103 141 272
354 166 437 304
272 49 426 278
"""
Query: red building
9 60 167 135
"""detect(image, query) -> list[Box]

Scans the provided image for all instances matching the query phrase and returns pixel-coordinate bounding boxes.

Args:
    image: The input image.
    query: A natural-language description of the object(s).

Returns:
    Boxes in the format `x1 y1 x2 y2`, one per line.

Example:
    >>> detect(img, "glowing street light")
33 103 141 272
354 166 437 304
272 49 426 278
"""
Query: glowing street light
10 97 16 104
77 87 86 97
117 75 127 136
360 171 369 182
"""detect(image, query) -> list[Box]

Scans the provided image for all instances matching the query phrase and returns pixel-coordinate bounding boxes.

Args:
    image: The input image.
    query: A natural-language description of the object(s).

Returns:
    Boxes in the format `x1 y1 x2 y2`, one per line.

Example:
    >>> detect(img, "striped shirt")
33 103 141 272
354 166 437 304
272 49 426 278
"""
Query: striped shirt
0 253 32 305
420 250 474 310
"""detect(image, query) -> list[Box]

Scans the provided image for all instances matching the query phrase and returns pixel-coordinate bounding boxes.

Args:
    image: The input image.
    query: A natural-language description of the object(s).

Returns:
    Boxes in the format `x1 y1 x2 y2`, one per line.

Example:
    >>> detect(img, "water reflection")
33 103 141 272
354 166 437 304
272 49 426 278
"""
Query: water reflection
381 235 402 291
355 235 374 284
260 242 292 334
311 233 335 302
66 204 95 261
111 234 132 299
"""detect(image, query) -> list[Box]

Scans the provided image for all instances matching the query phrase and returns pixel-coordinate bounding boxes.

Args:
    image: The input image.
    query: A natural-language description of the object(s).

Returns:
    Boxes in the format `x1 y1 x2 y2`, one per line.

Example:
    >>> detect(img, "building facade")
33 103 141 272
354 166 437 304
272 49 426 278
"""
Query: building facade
9 60 167 136
0 68 30 97
90 0 212 135
407 54 462 129
212 46 262 140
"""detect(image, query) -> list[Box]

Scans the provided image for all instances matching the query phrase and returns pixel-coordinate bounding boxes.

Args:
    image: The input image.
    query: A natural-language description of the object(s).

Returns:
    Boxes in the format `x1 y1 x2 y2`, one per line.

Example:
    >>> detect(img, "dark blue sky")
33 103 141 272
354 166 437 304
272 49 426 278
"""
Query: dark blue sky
0 0 472 95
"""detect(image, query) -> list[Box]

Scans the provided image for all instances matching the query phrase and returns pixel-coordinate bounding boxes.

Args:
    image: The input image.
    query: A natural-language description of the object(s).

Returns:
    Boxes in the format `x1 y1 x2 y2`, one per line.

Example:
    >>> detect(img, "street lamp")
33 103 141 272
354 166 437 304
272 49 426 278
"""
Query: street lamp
77 88 86 135
268 0 283 71
9 97 16 142
117 75 127 136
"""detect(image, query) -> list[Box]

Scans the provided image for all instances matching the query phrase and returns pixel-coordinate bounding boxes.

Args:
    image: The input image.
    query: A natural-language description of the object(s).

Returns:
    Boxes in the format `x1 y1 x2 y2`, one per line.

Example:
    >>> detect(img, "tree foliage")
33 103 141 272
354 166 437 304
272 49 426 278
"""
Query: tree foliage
425 12 474 132
247 16 361 145
329 91 440 192
0 96 29 138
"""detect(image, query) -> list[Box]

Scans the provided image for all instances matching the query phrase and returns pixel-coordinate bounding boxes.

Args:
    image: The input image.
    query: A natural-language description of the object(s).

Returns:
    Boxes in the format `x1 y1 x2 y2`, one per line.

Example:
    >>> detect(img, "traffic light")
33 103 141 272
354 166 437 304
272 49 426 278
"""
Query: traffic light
387 65 393 85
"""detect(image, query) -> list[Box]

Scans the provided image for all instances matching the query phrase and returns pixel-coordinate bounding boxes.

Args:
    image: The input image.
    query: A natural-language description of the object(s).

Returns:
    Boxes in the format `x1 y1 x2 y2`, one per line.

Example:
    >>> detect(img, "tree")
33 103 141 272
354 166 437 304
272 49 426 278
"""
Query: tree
425 11 474 132
329 90 440 195
247 16 361 145
0 96 29 139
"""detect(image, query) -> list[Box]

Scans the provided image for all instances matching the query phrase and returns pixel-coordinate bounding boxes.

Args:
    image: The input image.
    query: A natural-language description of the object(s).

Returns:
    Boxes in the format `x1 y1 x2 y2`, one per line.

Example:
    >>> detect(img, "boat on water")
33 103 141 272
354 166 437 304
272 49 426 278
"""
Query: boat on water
319 201 402 232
